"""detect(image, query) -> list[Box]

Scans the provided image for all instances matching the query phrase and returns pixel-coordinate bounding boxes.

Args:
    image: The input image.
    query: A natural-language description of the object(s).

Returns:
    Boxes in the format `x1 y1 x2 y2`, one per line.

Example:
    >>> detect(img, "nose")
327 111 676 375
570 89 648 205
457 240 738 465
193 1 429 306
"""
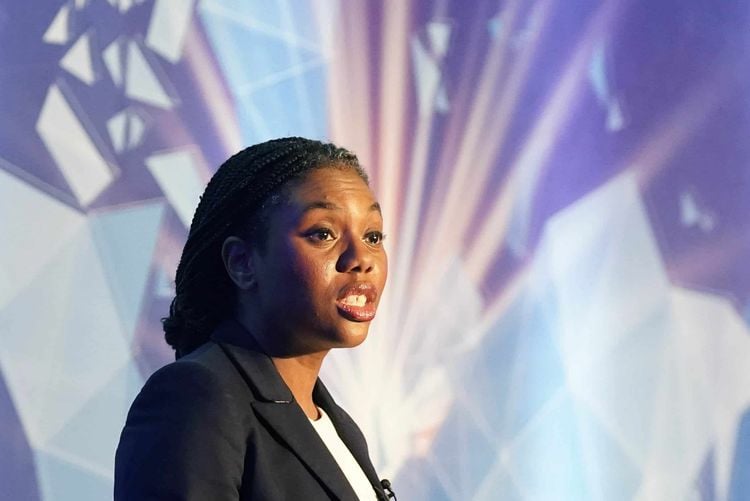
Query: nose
336 236 375 274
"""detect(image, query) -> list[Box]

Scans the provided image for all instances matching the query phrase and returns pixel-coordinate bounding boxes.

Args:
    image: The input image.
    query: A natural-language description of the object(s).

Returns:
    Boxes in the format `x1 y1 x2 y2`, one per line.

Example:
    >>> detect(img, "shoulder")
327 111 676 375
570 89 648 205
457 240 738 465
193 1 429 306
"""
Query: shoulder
131 342 254 425
115 342 255 498
146 342 238 390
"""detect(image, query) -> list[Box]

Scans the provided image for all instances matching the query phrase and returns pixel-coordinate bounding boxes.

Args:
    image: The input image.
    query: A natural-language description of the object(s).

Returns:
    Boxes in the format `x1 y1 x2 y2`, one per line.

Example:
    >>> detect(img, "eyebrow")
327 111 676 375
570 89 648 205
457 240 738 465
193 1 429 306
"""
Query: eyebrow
301 201 382 214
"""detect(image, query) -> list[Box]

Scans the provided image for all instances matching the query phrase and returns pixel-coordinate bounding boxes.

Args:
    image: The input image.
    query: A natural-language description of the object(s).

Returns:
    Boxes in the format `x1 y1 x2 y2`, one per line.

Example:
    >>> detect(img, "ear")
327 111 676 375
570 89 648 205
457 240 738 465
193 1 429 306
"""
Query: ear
221 236 256 290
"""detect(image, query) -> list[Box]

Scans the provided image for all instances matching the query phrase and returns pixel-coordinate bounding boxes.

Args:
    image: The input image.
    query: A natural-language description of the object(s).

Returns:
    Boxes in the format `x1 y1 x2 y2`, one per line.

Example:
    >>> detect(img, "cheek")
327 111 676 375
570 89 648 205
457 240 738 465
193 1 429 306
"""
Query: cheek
313 259 338 299
288 251 336 300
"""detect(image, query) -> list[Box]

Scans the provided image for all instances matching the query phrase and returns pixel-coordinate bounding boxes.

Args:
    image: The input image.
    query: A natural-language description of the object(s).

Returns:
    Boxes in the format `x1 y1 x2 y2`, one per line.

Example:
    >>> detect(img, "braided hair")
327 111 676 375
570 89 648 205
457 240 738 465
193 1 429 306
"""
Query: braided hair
163 137 368 358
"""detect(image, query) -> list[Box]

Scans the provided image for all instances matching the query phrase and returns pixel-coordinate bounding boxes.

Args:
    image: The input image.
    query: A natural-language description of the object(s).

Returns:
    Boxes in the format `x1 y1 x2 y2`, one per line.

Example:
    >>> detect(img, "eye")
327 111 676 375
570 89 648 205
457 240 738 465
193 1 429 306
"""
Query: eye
307 228 336 242
364 231 385 246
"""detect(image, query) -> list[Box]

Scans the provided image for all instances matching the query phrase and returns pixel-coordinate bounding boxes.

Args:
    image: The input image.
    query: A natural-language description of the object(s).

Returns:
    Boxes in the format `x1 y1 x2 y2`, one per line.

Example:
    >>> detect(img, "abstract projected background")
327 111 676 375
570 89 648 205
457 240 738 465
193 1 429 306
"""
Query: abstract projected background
1 0 749 499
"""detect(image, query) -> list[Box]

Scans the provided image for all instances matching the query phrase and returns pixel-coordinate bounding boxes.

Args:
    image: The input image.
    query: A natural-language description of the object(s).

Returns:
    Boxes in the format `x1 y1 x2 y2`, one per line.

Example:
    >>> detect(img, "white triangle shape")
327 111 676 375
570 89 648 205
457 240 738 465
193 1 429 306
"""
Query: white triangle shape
125 42 174 109
145 149 203 226
103 39 123 86
106 111 128 153
145 0 194 63
127 111 146 148
43 5 71 45
60 32 97 85
89 202 165 340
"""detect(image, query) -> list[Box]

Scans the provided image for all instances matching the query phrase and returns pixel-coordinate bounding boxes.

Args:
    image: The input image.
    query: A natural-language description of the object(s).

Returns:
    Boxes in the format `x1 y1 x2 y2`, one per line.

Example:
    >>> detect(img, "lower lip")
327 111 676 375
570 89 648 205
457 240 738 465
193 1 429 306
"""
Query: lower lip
336 302 377 322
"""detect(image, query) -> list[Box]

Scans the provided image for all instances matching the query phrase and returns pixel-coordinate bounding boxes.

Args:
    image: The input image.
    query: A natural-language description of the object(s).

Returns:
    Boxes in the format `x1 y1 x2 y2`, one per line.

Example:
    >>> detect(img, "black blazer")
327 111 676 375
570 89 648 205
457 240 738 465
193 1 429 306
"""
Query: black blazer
115 320 389 500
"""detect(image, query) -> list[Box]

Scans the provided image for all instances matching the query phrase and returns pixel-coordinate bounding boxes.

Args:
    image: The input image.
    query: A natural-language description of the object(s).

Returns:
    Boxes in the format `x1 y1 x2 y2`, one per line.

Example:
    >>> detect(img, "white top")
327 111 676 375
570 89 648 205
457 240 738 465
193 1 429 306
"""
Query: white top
309 407 376 500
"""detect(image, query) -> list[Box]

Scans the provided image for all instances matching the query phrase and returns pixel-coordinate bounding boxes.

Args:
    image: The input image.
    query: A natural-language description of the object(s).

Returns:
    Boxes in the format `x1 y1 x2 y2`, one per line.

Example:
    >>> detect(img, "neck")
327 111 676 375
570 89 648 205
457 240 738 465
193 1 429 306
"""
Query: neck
271 352 327 419
235 309 329 419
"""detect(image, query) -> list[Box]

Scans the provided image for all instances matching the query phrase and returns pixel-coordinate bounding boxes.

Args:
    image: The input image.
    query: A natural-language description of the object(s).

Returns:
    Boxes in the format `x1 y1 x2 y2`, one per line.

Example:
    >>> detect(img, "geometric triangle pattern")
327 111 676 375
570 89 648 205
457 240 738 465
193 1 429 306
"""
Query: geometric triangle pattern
106 107 147 153
45 361 145 476
103 38 124 87
106 0 142 14
43 4 72 45
0 363 41 501
145 0 195 63
106 109 128 151
12 0 395 498
125 40 175 109
391 173 750 500
36 85 115 206
34 449 114 501
60 31 97 85
89 202 165 343
0 168 87 311
145 149 204 227
0 221 132 447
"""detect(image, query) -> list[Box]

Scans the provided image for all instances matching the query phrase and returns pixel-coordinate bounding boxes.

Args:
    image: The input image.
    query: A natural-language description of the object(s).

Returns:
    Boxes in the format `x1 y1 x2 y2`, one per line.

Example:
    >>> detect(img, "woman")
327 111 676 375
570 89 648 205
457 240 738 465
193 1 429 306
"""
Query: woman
115 137 394 500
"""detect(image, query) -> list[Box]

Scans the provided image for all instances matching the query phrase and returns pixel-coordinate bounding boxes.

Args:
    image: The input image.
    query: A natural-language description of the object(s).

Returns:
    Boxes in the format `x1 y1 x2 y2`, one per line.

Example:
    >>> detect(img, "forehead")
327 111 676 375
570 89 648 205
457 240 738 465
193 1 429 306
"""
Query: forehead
285 167 375 205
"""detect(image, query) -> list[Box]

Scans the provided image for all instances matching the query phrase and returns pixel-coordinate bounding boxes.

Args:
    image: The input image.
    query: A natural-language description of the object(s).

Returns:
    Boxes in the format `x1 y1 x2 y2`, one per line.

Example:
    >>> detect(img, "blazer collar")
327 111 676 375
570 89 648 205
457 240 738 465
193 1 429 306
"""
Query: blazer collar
210 319 292 403
210 319 388 500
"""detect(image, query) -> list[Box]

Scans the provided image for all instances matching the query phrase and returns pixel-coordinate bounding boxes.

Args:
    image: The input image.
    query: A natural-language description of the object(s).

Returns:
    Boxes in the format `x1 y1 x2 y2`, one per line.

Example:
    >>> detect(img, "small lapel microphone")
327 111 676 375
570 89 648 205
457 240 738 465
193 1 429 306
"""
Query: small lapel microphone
380 479 397 500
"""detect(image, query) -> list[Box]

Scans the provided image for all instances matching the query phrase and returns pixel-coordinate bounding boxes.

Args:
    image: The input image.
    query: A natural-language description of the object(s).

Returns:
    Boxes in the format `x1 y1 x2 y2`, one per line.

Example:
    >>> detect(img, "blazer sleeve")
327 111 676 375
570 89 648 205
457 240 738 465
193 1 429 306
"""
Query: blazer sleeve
114 359 249 501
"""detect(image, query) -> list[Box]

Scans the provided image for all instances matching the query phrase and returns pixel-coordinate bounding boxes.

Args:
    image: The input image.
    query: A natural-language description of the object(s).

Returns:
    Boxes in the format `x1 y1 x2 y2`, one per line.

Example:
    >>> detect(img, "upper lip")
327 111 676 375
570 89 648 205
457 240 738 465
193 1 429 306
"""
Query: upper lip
337 282 378 304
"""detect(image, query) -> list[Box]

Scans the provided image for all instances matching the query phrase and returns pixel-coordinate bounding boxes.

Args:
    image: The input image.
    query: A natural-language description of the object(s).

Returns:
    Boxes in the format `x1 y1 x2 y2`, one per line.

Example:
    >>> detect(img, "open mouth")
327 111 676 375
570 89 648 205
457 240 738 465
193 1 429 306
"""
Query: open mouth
340 294 368 307
336 283 378 322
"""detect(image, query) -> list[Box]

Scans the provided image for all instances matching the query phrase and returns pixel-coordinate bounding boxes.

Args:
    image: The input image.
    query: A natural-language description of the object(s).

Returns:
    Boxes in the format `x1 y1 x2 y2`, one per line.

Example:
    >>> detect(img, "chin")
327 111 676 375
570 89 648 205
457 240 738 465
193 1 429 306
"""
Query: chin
333 324 370 348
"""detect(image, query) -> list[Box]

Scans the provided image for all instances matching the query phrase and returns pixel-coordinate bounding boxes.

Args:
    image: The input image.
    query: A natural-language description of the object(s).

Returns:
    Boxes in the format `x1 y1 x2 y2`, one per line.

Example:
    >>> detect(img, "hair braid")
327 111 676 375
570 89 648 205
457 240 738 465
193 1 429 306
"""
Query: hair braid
163 137 366 358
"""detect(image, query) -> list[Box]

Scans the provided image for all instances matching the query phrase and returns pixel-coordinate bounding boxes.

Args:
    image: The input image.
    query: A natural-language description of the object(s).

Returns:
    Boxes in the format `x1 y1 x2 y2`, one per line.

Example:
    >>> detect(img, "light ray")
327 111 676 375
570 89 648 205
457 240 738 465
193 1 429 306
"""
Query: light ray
326 0 375 171
40 443 116 480
324 2 385 411
414 0 526 281
183 22 243 155
391 0 537 368
235 57 326 96
384 105 442 346
375 1 411 241
380 9 456 362
465 0 620 282
198 0 324 52
628 74 733 190
280 0 319 140
335 2 415 398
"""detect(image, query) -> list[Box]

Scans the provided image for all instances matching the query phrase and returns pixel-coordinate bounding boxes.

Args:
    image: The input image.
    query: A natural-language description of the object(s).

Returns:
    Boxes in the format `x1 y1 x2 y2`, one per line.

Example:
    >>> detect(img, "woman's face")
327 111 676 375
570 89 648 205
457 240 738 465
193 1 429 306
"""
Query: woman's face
247 166 388 355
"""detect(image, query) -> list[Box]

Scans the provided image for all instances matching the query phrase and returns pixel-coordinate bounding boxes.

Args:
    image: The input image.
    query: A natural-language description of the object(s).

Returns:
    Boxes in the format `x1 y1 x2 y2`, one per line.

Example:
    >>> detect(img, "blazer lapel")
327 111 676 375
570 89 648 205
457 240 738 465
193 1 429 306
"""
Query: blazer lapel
314 382 389 501
251 401 358 500
211 321 358 500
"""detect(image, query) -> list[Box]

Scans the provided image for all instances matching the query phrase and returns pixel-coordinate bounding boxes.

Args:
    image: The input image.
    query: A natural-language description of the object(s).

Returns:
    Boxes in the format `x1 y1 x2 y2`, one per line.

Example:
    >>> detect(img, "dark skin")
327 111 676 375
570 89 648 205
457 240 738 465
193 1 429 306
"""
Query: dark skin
222 166 388 419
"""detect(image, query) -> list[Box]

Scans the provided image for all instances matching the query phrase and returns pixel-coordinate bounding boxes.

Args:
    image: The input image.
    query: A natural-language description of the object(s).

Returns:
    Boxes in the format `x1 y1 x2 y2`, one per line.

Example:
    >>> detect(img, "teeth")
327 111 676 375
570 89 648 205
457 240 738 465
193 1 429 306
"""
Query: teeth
342 294 367 307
